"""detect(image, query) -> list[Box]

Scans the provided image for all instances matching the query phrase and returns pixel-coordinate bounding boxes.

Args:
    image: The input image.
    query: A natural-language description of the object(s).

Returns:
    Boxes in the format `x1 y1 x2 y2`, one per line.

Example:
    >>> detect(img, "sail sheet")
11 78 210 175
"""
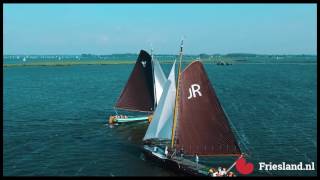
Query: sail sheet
143 61 176 141
174 61 241 156
153 58 167 106
115 50 155 112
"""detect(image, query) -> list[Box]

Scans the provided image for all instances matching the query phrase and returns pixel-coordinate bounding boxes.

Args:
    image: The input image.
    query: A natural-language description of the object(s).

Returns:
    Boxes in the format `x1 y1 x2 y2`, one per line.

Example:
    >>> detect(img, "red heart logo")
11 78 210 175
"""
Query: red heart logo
235 157 254 175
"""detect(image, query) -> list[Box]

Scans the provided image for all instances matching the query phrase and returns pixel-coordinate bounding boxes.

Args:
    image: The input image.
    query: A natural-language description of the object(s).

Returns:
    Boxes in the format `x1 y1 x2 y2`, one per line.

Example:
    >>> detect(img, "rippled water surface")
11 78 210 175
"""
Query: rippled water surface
3 63 317 176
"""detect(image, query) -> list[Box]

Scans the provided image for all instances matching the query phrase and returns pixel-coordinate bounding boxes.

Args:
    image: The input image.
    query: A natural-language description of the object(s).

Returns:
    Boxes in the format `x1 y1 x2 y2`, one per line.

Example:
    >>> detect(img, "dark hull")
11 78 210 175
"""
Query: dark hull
142 147 208 176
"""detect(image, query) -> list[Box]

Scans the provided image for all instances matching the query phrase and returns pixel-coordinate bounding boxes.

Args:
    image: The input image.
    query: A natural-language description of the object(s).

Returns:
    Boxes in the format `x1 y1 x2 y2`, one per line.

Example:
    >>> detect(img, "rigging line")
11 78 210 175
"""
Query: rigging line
222 105 250 155
171 38 184 148
226 154 243 173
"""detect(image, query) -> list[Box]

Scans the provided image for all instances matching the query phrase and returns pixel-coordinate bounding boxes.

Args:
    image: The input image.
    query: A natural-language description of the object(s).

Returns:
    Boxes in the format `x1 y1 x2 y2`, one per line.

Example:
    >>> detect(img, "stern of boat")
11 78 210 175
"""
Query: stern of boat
147 115 153 123
108 115 116 124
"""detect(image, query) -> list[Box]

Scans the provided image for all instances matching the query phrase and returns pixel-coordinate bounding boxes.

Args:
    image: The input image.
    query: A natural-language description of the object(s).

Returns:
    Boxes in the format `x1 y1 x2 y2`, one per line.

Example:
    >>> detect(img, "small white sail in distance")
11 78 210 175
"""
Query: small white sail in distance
143 60 176 141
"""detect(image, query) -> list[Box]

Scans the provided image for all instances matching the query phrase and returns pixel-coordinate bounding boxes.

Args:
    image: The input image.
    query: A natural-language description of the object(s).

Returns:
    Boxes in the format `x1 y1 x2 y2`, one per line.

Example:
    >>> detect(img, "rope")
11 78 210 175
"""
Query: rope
224 109 251 156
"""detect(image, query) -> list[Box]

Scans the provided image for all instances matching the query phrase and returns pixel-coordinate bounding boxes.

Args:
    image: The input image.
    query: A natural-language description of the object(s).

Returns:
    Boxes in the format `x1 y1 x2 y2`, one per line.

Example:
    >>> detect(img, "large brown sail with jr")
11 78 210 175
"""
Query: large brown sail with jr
174 61 241 156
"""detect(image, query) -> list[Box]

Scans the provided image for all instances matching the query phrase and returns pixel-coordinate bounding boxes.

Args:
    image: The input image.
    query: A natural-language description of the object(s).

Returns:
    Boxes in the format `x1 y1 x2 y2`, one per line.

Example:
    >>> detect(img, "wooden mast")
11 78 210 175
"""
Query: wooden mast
171 39 184 148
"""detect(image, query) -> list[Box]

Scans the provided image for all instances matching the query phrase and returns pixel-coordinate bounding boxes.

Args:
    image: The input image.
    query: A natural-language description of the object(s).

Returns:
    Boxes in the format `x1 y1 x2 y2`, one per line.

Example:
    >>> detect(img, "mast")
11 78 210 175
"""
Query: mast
171 39 184 148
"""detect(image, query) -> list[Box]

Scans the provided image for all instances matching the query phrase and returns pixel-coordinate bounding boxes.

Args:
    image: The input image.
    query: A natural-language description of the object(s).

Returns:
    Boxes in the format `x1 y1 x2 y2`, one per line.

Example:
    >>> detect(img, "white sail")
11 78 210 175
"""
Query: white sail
153 58 167 106
144 60 176 141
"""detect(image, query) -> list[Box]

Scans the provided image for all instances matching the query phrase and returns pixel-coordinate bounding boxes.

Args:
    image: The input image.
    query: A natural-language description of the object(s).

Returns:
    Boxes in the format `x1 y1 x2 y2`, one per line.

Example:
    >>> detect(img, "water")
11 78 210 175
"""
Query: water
3 63 317 176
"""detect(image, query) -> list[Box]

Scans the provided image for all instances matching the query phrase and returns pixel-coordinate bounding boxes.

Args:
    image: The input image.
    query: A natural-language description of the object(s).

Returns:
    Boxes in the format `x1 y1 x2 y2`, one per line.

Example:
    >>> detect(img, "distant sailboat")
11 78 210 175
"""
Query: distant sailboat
142 40 244 176
109 49 166 124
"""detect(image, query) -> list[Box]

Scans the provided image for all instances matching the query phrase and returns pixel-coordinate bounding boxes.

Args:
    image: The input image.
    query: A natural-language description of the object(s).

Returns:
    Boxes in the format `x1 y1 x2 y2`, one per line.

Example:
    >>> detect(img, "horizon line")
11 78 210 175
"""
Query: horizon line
4 53 317 56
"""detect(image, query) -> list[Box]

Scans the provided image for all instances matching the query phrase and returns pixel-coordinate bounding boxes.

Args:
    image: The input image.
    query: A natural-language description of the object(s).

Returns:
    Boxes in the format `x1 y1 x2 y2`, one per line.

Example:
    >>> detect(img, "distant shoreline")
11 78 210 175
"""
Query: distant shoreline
3 60 316 68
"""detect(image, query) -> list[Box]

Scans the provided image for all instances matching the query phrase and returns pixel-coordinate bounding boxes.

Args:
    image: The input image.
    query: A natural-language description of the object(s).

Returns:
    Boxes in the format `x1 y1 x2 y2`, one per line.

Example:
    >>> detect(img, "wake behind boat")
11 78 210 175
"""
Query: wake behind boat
142 40 245 176
109 49 167 124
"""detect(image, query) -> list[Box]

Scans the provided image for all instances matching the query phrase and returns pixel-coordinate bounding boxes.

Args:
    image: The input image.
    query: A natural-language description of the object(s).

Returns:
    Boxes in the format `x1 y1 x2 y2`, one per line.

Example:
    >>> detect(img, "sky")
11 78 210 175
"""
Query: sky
3 4 317 55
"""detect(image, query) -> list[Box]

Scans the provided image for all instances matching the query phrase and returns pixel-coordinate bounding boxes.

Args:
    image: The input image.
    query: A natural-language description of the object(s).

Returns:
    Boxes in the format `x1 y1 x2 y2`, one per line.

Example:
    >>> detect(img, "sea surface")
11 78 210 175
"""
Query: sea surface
3 62 317 176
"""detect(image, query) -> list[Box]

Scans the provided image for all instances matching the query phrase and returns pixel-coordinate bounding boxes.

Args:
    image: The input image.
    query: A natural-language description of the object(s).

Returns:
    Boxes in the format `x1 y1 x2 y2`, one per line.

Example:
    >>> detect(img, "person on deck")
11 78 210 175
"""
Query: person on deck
227 171 235 177
164 146 168 157
212 171 218 177
221 168 227 176
195 153 199 169
208 168 214 176
180 147 184 158
217 167 222 176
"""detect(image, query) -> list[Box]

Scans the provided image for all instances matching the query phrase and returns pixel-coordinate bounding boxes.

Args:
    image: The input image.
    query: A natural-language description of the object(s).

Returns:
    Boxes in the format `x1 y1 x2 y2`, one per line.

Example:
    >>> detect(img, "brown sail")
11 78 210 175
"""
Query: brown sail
174 61 241 156
115 50 155 112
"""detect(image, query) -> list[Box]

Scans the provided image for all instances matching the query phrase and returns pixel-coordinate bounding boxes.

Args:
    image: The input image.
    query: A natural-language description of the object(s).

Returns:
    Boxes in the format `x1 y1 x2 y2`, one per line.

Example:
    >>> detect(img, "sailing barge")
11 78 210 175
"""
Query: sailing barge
109 50 166 124
142 40 244 176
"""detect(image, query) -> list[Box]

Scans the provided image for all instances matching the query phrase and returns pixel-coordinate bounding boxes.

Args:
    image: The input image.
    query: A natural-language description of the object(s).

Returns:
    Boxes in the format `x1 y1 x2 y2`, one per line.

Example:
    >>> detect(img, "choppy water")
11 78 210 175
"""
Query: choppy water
3 63 317 176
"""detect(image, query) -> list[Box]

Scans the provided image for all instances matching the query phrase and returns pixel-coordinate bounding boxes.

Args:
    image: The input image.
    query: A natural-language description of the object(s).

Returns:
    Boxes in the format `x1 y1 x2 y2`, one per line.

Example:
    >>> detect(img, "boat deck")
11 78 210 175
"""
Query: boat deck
143 145 218 176
170 156 210 175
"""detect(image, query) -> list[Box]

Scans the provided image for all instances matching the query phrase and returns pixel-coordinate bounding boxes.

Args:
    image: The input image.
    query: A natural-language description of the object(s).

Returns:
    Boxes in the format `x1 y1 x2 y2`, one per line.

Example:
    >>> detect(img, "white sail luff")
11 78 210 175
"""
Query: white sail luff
153 58 167 105
143 61 176 141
